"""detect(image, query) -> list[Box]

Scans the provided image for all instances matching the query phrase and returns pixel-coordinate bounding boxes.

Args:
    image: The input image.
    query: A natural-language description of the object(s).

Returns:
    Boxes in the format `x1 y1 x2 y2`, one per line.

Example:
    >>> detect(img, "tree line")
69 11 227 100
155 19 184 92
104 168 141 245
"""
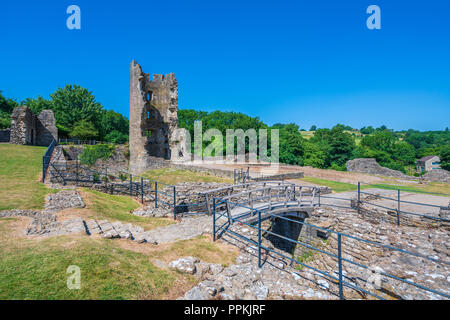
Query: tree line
1 86 448 173
0 86 129 144
178 109 449 174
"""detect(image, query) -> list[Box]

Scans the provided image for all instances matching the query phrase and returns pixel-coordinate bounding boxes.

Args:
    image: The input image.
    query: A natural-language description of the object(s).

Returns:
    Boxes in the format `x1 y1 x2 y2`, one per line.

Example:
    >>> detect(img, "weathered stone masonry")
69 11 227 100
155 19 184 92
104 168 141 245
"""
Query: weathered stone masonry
9 106 58 146
129 60 187 174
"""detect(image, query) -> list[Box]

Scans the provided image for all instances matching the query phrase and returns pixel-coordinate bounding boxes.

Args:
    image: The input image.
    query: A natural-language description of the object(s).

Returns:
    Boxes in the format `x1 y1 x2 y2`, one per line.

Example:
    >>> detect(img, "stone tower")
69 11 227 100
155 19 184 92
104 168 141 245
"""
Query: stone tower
129 60 187 173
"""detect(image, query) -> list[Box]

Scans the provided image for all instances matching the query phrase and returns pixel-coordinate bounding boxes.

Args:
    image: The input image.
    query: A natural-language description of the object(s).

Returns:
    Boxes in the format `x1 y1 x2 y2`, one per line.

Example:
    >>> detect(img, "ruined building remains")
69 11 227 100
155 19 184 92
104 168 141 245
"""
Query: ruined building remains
9 106 58 146
129 60 187 173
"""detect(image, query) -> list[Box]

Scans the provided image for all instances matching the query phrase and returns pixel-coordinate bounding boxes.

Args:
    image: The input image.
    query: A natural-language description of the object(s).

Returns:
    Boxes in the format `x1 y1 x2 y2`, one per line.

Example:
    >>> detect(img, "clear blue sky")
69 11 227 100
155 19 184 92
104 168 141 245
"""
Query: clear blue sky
1 0 449 131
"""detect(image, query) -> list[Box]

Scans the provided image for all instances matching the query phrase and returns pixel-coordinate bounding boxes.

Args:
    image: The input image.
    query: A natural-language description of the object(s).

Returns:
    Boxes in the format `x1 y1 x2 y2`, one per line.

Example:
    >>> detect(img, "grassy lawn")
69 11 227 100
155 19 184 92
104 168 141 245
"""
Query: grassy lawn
369 183 450 197
0 218 238 300
79 188 175 230
0 144 56 210
141 168 233 185
300 177 361 193
301 176 450 196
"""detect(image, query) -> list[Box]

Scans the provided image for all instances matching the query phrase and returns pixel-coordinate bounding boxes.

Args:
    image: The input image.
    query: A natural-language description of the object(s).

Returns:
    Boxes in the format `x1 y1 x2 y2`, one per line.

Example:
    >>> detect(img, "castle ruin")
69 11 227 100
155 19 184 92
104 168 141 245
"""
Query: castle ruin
129 60 187 173
9 106 58 146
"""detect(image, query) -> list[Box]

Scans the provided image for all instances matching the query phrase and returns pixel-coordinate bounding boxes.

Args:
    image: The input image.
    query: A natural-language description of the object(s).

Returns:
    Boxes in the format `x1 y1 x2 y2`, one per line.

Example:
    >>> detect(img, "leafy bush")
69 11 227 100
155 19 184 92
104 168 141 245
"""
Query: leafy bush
104 130 128 144
70 120 99 140
92 173 101 183
79 144 115 167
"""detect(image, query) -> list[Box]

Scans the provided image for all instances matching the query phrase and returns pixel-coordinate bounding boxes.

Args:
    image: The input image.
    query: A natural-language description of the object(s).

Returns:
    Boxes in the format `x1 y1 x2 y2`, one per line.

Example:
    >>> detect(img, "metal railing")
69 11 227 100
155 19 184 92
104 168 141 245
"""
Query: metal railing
212 197 450 300
356 182 449 226
58 138 122 145
234 167 250 184
42 139 56 182
48 160 178 219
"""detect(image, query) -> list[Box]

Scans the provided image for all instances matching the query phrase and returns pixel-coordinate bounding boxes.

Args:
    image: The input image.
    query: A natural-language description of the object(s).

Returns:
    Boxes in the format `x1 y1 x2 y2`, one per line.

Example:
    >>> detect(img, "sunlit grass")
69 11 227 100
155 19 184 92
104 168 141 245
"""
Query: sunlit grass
79 188 175 230
0 144 56 210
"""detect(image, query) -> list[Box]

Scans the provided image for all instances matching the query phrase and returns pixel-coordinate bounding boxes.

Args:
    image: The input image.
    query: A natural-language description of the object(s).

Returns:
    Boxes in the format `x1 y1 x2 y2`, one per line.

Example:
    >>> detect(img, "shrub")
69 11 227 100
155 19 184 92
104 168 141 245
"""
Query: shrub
79 144 114 167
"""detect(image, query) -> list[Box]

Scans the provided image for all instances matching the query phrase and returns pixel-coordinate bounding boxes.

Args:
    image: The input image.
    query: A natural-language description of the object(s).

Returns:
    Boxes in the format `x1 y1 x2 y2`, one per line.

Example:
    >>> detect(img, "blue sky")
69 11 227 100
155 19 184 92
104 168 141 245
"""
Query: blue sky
1 0 449 131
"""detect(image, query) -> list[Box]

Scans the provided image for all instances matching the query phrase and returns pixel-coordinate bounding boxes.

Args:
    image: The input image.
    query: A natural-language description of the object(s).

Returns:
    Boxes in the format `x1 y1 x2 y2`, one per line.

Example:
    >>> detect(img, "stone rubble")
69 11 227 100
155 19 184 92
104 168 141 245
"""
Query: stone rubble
43 189 85 213
1 185 449 300
176 254 334 300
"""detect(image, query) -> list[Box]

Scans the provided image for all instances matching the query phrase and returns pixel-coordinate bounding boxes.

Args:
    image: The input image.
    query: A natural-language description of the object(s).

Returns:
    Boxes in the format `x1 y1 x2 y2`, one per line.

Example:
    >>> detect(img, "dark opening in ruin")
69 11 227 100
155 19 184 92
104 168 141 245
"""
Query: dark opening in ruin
146 91 153 102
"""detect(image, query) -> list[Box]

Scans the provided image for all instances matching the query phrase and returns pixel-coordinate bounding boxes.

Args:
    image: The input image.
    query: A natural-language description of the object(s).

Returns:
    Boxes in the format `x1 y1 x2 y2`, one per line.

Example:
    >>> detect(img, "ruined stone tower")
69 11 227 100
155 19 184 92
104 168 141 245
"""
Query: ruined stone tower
129 60 187 173
9 106 58 146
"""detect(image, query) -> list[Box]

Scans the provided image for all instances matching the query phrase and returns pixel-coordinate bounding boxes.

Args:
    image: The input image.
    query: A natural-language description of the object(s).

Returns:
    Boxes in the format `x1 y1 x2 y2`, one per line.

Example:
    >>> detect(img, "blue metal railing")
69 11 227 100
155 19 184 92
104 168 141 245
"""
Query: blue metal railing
42 139 56 182
46 159 179 219
212 197 450 300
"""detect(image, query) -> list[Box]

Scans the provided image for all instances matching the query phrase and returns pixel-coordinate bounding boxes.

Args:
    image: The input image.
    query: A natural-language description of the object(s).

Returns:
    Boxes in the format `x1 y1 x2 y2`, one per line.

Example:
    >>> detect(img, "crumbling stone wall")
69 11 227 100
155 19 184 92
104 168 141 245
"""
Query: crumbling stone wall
129 60 187 174
9 106 58 146
346 158 411 179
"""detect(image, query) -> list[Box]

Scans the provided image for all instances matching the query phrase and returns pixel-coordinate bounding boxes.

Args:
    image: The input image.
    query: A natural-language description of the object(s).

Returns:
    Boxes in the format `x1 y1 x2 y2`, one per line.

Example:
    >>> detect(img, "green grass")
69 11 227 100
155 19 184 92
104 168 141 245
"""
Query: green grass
0 144 56 210
80 188 175 230
0 228 175 299
0 219 238 300
142 168 233 185
301 176 450 196
369 183 450 197
301 177 361 193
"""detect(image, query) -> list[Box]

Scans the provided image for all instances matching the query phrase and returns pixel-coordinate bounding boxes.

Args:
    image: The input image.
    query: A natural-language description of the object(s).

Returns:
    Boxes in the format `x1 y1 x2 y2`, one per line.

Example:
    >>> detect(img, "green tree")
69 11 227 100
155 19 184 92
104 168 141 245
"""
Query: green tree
50 85 103 132
104 130 128 144
361 130 396 154
440 145 450 171
392 141 416 166
309 125 317 131
70 120 99 140
100 110 129 141
20 96 52 115
0 91 18 129
360 126 375 134
303 141 326 168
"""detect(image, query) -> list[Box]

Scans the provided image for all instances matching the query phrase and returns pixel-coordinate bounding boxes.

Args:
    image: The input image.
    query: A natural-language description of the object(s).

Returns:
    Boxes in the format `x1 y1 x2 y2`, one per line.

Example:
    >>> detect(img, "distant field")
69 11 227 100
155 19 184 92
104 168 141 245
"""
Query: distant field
0 144 55 210
299 131 315 139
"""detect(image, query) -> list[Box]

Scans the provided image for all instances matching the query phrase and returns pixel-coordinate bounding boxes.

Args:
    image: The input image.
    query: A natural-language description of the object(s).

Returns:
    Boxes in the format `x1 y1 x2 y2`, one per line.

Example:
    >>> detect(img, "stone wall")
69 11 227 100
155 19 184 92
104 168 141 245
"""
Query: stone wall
422 169 450 183
346 158 412 179
9 106 57 146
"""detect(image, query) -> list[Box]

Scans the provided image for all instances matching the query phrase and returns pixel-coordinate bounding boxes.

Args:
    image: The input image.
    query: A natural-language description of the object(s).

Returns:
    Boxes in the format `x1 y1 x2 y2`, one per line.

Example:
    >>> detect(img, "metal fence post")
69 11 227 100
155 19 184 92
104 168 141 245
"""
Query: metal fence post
357 182 361 214
338 233 344 300
258 210 262 268
129 174 133 196
213 198 216 241
397 189 401 226
42 158 45 182
76 160 79 187
141 177 144 204
173 186 177 220
104 168 108 192
318 189 321 207
155 181 158 208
